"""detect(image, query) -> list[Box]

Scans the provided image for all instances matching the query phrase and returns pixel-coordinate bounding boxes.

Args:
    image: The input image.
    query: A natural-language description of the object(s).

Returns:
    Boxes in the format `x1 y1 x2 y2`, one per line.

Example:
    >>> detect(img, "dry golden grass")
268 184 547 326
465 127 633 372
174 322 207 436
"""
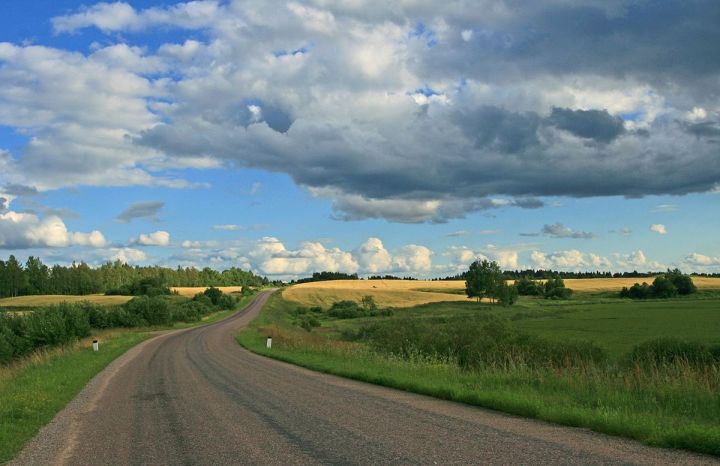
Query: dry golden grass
564 277 720 292
170 286 243 297
283 277 720 308
0 294 132 308
283 280 475 308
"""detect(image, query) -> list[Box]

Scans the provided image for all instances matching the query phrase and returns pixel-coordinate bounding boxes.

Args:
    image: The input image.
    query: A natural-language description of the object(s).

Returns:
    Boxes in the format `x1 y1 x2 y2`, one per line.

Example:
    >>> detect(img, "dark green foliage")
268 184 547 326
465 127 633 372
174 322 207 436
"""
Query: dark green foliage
295 271 359 283
0 288 240 365
496 283 519 306
514 276 542 296
629 338 720 368
0 255 267 298
299 315 321 331
620 271 695 300
543 276 573 299
651 276 678 299
620 282 652 299
325 300 393 319
465 259 504 302
364 317 606 369
106 277 171 296
665 269 697 295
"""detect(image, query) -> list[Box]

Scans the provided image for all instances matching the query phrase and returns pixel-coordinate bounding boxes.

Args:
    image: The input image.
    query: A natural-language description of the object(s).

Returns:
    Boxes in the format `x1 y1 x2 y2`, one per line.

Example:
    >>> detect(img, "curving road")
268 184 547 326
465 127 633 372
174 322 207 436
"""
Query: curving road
12 291 718 465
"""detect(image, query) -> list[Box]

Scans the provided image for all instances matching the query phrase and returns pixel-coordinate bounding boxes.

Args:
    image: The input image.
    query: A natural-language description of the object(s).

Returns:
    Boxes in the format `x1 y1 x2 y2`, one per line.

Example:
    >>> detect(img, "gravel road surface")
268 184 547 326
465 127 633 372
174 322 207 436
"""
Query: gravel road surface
11 291 718 465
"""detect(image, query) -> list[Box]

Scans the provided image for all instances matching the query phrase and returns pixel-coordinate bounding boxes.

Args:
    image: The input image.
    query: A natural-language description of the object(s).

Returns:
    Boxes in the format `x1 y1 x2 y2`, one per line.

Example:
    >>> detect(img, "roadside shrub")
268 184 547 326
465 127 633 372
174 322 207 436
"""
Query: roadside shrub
124 296 172 326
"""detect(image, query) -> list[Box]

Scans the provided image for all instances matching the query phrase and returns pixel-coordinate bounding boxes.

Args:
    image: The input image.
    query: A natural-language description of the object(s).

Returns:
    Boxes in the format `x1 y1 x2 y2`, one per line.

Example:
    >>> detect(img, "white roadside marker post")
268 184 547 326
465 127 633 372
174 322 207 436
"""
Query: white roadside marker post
266 336 272 349
92 339 99 352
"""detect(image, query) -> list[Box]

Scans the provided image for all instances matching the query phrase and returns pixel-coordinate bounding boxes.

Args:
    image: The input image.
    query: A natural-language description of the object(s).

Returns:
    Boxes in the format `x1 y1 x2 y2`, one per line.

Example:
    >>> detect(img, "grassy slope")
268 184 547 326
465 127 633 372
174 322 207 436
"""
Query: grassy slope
237 291 720 456
0 290 261 464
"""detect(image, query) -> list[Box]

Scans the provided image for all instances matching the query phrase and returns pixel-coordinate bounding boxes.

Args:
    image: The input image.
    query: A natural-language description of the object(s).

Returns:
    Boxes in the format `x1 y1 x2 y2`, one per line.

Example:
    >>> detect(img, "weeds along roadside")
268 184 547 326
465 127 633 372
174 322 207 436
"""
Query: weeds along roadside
237 291 720 457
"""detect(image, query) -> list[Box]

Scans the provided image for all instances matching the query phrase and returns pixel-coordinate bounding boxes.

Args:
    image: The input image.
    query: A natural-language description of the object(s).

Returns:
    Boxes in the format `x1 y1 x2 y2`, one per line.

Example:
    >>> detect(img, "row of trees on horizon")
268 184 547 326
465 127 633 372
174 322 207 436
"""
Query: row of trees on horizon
0 255 270 299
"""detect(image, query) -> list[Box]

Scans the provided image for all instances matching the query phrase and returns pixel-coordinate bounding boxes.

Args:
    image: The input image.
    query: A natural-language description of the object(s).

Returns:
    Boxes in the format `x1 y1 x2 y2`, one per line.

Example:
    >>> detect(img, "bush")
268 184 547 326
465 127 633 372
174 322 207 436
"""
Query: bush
299 315 321 332
124 296 172 326
497 283 519 306
620 282 653 299
105 277 171 297
515 276 542 296
651 276 678 299
543 277 573 299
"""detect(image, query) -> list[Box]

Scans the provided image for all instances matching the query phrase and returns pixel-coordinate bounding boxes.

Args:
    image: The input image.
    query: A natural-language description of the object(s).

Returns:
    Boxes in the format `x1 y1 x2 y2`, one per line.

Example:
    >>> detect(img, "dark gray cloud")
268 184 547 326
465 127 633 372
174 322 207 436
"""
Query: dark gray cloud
542 223 595 239
0 197 8 211
1 184 38 197
115 201 164 223
686 121 720 139
547 108 625 143
455 106 541 153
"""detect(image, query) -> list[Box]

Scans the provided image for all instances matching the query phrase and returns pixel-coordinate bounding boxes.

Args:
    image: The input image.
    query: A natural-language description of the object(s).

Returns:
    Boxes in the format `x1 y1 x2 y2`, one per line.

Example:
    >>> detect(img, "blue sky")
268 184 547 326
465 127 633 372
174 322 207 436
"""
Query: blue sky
0 0 719 278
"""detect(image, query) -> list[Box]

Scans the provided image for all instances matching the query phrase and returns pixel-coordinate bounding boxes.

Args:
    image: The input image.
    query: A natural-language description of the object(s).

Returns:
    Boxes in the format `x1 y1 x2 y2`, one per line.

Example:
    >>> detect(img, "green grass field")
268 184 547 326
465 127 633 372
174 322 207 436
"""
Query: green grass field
237 291 720 456
0 290 262 464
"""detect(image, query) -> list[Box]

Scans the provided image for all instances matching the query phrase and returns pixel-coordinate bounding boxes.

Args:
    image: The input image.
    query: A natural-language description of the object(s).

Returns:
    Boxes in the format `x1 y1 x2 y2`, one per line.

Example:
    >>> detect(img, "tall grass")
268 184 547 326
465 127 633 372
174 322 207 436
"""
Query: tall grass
237 293 720 456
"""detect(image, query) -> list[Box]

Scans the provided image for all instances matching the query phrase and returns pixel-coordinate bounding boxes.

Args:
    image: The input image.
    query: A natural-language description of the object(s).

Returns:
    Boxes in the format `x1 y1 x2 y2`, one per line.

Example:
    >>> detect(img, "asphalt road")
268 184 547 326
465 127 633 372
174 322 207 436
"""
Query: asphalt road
12 291 718 465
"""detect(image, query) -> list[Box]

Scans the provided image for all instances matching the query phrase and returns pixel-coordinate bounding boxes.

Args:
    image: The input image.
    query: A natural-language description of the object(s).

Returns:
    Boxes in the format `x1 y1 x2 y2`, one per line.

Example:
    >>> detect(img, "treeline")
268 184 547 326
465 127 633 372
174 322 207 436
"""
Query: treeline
367 275 417 281
437 269 662 281
0 287 239 364
293 271 359 284
0 255 268 298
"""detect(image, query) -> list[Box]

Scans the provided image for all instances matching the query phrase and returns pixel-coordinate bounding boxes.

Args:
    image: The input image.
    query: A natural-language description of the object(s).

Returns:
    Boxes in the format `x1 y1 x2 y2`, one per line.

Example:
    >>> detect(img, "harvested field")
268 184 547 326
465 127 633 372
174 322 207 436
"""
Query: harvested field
0 295 132 308
171 286 243 297
283 277 720 308
284 280 475 308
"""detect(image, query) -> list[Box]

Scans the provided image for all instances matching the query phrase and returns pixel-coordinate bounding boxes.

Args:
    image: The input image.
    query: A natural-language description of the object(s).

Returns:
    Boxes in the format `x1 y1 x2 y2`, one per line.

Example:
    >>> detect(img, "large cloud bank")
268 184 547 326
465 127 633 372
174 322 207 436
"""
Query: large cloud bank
0 1 717 222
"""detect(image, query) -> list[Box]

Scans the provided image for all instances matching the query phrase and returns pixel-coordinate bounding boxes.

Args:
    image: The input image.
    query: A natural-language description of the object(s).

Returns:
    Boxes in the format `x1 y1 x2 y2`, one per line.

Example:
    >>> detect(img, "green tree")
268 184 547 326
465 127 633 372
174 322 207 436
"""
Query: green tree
465 259 504 303
497 282 519 306
651 276 678 299
664 269 696 295
25 256 49 295
5 255 27 298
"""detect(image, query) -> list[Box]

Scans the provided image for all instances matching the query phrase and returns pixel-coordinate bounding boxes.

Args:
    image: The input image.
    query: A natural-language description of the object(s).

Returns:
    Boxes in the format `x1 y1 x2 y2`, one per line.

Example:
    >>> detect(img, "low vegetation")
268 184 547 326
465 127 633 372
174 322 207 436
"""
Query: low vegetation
0 287 238 365
239 283 720 456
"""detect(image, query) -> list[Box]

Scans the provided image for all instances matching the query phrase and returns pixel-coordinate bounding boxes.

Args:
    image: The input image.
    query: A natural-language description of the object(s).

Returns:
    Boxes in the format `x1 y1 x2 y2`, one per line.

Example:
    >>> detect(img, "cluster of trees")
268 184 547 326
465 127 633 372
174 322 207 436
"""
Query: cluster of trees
514 276 573 299
620 270 697 299
464 260 576 305
293 271 359 284
0 255 268 298
465 260 519 306
0 287 238 364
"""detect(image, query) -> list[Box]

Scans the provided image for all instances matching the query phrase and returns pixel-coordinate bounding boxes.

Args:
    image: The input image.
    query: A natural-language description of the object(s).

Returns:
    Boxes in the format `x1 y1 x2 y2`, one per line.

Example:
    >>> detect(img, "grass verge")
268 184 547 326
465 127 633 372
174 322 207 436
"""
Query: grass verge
237 292 720 457
0 289 261 464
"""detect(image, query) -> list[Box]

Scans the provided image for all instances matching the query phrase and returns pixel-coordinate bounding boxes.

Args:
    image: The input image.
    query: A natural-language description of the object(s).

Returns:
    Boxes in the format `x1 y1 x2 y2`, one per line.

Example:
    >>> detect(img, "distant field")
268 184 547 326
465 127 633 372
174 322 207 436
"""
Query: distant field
284 277 720 308
0 295 132 308
283 280 475 308
171 286 243 297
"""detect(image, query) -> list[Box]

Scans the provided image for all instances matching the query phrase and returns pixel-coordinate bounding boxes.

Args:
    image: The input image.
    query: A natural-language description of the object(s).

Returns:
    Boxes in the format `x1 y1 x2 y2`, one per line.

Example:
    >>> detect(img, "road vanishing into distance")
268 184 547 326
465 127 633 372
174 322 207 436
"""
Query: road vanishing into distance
12 291 718 465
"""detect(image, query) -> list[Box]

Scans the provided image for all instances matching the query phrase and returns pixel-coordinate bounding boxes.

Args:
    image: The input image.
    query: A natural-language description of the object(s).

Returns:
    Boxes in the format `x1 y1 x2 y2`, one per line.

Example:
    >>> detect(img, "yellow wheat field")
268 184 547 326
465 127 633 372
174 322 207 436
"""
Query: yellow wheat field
283 277 720 308
170 286 243 297
0 294 133 308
